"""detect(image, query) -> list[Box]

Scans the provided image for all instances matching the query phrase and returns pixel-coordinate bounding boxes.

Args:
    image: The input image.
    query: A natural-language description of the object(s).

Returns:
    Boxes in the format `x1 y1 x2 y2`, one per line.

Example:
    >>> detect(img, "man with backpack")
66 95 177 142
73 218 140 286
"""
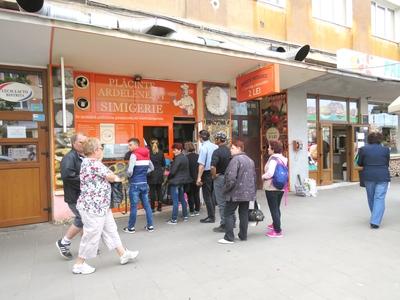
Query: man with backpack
261 140 288 238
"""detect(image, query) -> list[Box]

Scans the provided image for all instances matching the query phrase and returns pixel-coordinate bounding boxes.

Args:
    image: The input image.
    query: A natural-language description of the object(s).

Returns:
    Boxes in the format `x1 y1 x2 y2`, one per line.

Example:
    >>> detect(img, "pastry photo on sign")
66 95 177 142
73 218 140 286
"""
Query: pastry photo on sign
203 83 230 119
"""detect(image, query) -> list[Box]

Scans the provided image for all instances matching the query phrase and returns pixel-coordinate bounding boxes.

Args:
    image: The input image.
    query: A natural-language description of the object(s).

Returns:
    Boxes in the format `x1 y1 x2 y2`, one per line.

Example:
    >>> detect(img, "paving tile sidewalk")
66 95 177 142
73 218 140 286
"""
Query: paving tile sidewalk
1 179 400 300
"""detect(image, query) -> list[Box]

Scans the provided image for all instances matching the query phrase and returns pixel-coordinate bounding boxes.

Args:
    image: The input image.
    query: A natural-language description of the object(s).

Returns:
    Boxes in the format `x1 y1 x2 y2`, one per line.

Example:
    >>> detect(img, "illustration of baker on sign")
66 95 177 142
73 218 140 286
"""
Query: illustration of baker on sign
173 84 195 115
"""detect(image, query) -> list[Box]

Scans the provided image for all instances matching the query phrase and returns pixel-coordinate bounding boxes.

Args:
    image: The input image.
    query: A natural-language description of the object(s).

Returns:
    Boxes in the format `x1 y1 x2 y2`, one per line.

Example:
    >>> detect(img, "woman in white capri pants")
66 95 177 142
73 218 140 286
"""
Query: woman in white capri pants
73 137 138 275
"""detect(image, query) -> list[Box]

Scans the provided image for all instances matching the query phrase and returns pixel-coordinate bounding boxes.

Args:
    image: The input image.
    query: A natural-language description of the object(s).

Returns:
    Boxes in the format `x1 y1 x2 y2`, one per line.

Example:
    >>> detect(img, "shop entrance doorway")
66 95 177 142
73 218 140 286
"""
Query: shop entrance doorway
173 123 195 144
316 124 369 185
231 100 261 187
143 125 169 153
332 125 348 182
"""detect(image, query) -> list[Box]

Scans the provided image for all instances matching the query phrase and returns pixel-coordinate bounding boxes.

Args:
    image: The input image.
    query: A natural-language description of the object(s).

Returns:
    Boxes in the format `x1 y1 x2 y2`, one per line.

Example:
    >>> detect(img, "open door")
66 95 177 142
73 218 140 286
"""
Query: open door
318 123 333 185
348 125 369 182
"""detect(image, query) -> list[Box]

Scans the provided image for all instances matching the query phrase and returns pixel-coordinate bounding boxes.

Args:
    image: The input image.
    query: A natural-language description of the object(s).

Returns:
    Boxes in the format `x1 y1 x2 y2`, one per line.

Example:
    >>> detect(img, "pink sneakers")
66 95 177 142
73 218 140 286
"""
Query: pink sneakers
266 229 283 238
267 224 273 230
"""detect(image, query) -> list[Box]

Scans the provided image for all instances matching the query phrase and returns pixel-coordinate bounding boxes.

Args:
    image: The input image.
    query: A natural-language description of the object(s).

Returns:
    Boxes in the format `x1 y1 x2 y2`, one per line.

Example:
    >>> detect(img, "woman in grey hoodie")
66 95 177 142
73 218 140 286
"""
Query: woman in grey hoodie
218 140 256 244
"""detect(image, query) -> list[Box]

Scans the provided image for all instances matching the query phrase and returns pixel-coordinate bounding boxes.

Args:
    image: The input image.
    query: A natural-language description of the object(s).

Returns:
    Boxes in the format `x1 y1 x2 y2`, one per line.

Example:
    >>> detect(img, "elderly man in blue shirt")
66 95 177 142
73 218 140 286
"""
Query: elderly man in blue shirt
196 130 218 223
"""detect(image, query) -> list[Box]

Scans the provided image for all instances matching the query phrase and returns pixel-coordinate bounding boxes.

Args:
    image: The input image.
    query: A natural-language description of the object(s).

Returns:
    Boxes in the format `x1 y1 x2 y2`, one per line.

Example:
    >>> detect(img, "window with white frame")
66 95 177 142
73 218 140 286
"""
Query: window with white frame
257 0 285 8
312 0 352 27
371 1 398 41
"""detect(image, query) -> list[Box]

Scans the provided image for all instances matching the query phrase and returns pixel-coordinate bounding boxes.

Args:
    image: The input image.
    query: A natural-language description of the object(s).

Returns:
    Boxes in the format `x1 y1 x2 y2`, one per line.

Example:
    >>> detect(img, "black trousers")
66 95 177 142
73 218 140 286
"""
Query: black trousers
224 201 249 242
185 183 200 212
265 190 284 233
201 171 215 219
149 184 162 210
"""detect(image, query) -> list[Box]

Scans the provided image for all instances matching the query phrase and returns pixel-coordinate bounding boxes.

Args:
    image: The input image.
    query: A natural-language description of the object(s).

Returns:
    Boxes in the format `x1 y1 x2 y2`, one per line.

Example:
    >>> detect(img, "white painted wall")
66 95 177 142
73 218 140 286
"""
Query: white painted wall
287 87 309 190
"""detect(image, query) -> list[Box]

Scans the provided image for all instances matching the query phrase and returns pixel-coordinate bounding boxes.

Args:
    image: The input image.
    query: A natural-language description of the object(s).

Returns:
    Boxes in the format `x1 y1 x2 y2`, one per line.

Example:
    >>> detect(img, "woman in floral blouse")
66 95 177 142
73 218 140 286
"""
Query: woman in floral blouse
73 137 138 275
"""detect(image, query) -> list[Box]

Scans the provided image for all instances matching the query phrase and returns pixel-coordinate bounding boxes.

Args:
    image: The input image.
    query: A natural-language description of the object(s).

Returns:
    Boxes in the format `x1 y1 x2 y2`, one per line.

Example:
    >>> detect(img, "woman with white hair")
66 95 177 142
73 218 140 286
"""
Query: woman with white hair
73 137 138 275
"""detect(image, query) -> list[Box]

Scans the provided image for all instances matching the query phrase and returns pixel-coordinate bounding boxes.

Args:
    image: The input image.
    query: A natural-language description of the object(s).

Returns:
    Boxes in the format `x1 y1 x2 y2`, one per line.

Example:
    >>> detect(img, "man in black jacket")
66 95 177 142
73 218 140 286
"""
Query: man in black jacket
56 133 87 260
211 132 232 232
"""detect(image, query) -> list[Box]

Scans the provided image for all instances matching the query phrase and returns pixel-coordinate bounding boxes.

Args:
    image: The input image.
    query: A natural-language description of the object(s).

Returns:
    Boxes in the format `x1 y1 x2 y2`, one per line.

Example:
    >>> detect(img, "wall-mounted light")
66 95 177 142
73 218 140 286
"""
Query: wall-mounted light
210 0 220 10
269 44 311 61
16 0 44 13
133 74 142 82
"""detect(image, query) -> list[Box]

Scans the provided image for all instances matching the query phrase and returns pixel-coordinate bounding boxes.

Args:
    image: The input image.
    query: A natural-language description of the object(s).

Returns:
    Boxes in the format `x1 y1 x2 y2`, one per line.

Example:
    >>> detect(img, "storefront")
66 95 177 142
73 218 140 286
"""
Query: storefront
2 6 400 226
305 94 368 185
286 64 400 188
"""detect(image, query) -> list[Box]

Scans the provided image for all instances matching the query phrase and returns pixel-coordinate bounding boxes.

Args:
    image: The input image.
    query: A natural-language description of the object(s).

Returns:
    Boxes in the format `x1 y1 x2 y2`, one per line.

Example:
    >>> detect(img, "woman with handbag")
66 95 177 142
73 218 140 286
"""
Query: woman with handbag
262 140 288 238
357 132 390 229
73 137 138 275
218 140 256 244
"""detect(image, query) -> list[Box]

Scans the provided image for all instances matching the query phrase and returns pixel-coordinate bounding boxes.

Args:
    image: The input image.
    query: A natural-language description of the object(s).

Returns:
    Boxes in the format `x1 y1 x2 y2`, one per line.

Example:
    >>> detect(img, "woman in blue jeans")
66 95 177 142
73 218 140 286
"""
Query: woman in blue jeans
357 132 390 229
167 143 191 224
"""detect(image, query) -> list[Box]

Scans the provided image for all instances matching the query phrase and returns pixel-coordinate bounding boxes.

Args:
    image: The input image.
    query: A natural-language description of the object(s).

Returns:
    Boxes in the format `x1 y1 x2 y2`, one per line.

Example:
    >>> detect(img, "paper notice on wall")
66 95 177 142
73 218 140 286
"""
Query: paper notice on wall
8 148 29 160
7 126 26 138
100 123 115 144
356 132 365 140
357 141 365 148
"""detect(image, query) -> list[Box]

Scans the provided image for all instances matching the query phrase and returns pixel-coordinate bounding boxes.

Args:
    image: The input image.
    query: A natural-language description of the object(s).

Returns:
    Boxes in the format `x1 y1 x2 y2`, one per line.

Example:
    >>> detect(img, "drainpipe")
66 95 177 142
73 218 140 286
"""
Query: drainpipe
60 57 67 133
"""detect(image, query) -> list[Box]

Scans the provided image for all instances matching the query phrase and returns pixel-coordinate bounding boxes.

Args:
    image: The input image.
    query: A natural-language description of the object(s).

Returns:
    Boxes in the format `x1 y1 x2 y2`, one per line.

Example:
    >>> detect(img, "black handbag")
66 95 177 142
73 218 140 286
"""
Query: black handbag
248 201 264 223
110 182 124 208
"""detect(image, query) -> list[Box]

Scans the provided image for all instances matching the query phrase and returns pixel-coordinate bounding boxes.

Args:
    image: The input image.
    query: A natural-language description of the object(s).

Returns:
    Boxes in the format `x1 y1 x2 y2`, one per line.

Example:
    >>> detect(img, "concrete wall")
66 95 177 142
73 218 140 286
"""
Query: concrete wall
287 87 308 190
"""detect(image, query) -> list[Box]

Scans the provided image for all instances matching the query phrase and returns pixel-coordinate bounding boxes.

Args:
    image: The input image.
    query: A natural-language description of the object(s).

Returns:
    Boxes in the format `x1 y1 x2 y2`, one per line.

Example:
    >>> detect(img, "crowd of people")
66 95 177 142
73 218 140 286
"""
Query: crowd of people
56 129 390 275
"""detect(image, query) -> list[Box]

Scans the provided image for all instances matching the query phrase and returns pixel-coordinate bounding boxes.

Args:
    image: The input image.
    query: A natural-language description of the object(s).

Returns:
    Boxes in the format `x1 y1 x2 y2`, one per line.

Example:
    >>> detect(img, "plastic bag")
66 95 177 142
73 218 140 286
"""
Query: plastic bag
304 178 317 197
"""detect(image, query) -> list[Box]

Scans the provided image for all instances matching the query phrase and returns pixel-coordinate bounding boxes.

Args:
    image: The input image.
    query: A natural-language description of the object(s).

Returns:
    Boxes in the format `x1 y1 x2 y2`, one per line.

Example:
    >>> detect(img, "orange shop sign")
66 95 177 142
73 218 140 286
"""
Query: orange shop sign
236 64 280 102
75 73 197 122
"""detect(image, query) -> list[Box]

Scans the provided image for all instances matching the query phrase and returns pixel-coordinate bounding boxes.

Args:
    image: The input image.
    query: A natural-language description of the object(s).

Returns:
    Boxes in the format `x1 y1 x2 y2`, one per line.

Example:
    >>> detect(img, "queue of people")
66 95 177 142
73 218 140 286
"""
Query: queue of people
57 129 390 274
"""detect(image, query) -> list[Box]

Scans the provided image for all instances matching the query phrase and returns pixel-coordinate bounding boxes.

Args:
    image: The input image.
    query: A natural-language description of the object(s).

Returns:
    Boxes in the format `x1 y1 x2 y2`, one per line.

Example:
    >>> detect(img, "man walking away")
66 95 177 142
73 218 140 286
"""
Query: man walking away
56 133 87 260
211 132 232 232
196 130 218 223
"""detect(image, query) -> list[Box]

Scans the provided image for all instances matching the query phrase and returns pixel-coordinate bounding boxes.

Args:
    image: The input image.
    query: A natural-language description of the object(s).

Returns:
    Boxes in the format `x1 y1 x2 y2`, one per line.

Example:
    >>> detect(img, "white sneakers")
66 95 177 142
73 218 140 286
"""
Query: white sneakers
120 249 139 265
72 262 96 275
72 249 139 274
218 238 234 244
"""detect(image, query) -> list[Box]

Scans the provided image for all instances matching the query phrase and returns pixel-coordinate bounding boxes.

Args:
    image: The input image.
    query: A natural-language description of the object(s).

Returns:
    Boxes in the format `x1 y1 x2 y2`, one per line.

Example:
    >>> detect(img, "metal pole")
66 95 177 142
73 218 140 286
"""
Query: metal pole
60 57 67 133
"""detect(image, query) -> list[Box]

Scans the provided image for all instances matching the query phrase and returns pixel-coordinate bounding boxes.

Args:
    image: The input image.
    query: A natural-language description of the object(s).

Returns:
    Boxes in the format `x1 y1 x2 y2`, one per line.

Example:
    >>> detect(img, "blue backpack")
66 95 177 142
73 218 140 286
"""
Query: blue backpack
272 158 288 190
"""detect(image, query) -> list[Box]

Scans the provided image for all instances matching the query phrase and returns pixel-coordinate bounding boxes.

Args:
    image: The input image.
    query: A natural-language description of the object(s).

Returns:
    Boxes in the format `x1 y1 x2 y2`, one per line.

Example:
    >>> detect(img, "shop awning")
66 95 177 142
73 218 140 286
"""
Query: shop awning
296 71 400 103
0 8 325 89
389 96 400 114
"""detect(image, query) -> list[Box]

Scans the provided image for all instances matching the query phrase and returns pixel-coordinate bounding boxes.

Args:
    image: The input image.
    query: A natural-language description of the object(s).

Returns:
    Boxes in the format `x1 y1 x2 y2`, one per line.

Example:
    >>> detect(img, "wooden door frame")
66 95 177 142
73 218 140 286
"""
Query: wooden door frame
348 124 369 182
0 66 50 227
317 123 333 185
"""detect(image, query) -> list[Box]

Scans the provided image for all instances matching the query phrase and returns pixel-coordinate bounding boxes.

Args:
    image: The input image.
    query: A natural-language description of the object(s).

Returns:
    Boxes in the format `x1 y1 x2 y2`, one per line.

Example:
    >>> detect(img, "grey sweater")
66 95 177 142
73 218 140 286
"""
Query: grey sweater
223 152 257 202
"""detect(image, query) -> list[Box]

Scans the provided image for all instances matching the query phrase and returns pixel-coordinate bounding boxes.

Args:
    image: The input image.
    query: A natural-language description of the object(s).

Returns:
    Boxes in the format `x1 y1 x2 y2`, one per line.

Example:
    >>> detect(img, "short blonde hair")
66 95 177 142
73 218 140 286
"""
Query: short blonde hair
82 137 101 156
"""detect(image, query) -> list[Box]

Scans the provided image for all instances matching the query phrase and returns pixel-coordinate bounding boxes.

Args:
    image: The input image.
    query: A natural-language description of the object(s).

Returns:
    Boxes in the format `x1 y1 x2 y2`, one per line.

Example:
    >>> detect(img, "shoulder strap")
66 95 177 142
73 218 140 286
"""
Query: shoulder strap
272 156 287 167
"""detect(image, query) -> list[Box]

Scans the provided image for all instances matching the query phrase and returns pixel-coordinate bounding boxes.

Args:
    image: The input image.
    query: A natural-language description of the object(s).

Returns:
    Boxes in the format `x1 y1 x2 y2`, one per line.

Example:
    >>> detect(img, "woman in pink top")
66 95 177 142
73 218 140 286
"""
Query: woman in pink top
262 140 288 238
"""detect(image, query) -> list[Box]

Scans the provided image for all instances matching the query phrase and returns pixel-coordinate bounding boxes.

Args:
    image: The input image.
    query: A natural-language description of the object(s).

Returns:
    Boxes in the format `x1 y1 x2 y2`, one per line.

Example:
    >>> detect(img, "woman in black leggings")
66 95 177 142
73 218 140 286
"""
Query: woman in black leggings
184 142 200 216
261 140 288 238
148 139 166 212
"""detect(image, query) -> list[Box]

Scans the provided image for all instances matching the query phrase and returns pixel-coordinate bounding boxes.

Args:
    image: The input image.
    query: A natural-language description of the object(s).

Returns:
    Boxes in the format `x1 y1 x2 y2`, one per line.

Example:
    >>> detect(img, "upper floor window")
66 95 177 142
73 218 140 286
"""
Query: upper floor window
312 0 352 27
257 0 285 8
371 1 398 41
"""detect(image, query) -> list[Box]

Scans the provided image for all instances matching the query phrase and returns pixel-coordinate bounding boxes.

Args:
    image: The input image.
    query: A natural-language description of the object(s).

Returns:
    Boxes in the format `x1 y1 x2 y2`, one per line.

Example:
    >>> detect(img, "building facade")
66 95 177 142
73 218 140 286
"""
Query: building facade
0 0 399 227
